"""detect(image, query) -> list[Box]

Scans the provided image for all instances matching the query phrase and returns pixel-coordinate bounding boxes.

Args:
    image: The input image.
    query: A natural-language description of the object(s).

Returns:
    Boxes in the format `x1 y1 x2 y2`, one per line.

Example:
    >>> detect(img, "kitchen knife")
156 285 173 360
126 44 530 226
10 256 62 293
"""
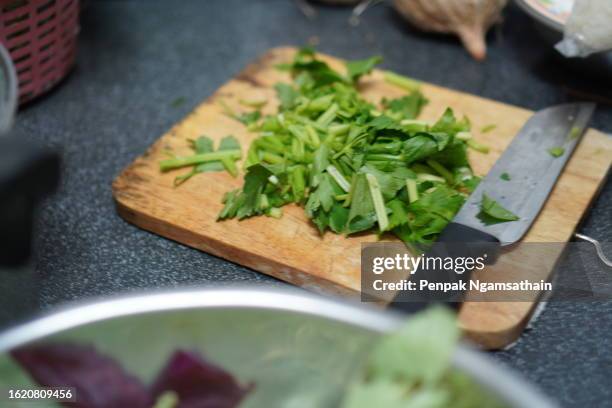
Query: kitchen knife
391 102 596 311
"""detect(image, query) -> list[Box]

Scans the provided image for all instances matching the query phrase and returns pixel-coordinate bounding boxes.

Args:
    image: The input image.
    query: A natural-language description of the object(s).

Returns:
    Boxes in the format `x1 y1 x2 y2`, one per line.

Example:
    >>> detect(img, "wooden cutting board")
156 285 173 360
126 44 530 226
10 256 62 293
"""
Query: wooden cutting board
113 47 612 349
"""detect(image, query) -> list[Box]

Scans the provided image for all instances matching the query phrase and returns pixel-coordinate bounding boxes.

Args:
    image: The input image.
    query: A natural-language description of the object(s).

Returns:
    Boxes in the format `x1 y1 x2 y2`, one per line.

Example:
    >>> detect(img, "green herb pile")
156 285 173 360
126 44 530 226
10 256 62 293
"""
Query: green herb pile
160 48 493 246
341 307 507 408
218 48 484 246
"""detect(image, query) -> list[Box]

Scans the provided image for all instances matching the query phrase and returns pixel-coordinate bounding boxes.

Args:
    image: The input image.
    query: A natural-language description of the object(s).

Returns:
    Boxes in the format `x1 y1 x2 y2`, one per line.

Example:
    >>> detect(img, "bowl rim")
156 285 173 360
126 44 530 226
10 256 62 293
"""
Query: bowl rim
514 0 567 32
0 43 18 135
0 287 558 408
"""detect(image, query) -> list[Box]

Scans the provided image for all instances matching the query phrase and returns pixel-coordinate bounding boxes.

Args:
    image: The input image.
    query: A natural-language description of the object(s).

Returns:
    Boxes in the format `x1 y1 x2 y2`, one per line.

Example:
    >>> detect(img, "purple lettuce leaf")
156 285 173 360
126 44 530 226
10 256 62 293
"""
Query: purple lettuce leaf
11 343 152 408
150 350 254 408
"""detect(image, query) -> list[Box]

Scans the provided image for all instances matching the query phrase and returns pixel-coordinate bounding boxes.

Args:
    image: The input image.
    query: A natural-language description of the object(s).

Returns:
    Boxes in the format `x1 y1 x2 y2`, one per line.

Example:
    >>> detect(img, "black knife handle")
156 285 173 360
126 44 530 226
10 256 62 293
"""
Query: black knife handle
390 223 500 314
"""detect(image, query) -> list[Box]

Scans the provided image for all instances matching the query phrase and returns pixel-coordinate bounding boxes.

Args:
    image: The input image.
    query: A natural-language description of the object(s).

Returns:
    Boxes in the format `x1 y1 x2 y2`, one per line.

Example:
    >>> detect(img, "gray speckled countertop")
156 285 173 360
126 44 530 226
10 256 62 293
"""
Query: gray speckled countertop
7 1 612 406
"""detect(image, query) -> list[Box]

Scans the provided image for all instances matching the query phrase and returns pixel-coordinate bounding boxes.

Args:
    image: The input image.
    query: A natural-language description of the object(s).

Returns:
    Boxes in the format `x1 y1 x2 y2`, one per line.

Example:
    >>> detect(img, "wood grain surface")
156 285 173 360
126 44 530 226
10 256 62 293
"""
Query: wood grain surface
113 47 612 349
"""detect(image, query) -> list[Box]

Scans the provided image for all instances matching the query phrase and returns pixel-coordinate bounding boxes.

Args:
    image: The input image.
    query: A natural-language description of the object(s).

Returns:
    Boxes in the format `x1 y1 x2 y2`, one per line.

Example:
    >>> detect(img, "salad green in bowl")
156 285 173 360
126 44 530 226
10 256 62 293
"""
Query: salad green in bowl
0 288 557 407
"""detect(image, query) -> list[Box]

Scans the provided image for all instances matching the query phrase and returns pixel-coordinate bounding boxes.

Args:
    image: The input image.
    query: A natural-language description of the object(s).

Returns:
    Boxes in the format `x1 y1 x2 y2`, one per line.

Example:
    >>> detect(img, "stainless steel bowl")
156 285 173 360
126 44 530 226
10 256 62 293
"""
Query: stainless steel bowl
0 43 18 136
514 0 567 33
0 288 557 407
514 0 612 80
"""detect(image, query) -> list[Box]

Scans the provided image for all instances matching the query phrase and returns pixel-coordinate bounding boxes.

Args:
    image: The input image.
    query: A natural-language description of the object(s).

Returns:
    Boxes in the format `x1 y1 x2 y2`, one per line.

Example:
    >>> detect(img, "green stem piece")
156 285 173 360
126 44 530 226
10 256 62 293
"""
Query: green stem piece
160 150 241 172
406 178 419 204
366 173 389 232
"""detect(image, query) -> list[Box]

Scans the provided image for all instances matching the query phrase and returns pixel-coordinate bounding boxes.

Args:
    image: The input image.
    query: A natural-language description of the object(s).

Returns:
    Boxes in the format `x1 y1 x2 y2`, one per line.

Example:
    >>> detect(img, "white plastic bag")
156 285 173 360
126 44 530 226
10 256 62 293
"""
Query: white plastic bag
556 0 612 57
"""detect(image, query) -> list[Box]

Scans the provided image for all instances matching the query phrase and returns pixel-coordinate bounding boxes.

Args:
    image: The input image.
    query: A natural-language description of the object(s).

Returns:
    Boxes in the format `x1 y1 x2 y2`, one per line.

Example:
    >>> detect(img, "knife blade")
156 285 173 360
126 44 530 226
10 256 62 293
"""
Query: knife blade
454 102 596 245
391 102 596 310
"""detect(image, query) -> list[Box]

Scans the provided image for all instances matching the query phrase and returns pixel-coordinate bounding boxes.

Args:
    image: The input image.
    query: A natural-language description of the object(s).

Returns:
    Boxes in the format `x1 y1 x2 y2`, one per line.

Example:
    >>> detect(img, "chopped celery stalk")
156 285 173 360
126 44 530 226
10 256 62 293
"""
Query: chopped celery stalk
261 151 284 164
383 70 421 92
467 139 490 153
329 124 350 136
309 94 334 111
291 166 306 199
456 131 472 141
245 144 259 168
417 173 446 183
239 98 267 108
259 193 269 210
406 178 419 203
326 165 351 192
267 207 283 218
366 173 389 232
426 159 454 184
220 157 238 177
305 125 321 147
400 119 429 126
412 163 434 174
291 137 305 161
160 150 241 172
316 103 339 127
480 124 497 133
288 125 309 144
256 138 285 154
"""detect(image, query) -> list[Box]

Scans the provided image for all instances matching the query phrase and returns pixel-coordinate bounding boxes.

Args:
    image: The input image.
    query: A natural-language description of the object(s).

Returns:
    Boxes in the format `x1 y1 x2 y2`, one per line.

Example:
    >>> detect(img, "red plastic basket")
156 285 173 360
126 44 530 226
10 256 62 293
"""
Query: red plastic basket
0 0 79 104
